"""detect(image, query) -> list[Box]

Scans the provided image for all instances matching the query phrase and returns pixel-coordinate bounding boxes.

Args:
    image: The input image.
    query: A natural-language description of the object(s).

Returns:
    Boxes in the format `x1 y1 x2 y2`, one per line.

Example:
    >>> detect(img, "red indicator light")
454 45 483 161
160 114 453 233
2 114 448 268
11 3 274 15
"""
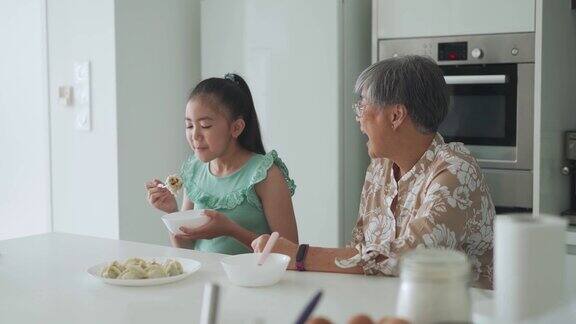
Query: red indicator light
448 52 457 60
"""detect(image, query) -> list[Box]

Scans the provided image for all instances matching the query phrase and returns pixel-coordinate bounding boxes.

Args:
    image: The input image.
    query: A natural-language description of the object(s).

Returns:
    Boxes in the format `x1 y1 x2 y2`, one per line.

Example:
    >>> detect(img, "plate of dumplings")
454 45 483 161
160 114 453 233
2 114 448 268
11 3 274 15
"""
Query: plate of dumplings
87 257 201 286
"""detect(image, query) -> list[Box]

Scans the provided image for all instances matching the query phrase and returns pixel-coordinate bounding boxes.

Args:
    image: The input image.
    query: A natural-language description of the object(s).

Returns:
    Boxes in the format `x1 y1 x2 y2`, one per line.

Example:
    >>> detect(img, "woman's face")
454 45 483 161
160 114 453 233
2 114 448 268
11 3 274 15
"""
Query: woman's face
357 99 395 159
185 96 237 162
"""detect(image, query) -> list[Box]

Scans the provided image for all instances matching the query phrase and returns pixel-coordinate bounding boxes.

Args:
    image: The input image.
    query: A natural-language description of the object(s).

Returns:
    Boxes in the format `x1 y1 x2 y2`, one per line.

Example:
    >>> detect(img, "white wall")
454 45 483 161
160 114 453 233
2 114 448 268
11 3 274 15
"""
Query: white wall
375 0 535 39
202 0 371 247
201 0 338 246
47 0 201 244
115 0 201 245
201 0 247 78
534 0 576 214
246 0 342 247
0 0 51 240
47 0 119 239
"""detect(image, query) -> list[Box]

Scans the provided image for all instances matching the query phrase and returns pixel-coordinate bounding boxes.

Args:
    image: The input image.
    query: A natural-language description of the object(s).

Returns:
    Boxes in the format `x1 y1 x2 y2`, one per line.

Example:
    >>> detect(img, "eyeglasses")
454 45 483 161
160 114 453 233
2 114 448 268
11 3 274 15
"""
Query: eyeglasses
353 100 367 118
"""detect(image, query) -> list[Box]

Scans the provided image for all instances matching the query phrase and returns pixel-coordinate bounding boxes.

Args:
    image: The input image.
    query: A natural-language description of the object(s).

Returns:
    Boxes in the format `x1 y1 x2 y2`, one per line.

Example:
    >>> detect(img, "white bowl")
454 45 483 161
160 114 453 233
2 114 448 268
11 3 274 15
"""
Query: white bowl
220 253 291 287
161 210 209 235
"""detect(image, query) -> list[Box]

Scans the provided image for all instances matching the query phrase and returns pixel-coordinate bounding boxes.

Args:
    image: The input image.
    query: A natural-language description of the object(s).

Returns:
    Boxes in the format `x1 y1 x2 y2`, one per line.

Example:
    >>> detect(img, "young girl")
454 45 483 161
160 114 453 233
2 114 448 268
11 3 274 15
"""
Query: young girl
146 73 298 254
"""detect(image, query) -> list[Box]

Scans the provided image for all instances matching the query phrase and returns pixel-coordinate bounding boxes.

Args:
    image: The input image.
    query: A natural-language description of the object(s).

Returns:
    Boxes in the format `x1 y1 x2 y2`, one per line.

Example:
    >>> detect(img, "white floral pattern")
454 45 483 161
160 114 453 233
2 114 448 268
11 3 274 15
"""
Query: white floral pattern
343 134 495 289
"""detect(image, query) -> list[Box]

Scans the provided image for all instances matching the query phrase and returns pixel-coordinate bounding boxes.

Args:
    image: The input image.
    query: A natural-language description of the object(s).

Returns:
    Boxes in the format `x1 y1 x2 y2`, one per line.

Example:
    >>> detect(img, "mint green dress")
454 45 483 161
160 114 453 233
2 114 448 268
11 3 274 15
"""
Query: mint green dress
179 150 296 255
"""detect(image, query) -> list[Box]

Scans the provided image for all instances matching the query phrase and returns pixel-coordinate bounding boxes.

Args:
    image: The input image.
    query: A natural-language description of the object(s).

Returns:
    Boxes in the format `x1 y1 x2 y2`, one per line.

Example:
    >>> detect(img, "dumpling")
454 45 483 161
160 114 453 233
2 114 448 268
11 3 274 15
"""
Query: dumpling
119 265 147 279
110 260 125 272
163 259 183 276
141 260 161 270
123 258 146 269
165 175 183 195
101 263 123 279
99 258 181 280
146 264 168 278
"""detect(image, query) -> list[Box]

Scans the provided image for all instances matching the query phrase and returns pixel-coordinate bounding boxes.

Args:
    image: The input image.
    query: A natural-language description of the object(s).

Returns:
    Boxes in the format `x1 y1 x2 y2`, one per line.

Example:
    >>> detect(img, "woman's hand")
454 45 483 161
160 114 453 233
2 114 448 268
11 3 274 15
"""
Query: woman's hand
176 210 235 240
251 234 298 268
146 179 178 213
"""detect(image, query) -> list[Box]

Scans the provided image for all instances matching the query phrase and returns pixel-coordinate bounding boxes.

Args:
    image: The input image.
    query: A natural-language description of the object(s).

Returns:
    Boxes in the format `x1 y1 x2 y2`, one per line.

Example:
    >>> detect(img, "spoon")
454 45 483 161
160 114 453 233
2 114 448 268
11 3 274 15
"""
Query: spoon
257 232 279 266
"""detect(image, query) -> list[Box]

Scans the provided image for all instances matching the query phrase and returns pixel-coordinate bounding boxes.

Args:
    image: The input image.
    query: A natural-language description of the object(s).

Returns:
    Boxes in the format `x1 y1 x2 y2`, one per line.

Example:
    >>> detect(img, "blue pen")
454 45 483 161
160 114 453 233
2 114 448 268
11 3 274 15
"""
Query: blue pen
295 290 323 324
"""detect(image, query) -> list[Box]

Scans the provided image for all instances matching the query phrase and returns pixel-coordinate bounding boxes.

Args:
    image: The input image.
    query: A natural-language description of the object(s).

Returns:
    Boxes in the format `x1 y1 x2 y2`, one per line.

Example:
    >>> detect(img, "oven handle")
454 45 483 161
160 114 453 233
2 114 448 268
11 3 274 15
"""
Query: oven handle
444 75 507 85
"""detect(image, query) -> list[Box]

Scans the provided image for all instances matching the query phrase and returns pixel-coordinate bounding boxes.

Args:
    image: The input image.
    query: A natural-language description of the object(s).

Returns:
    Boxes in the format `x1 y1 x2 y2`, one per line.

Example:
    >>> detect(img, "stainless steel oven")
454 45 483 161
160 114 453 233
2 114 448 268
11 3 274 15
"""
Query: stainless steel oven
378 32 535 210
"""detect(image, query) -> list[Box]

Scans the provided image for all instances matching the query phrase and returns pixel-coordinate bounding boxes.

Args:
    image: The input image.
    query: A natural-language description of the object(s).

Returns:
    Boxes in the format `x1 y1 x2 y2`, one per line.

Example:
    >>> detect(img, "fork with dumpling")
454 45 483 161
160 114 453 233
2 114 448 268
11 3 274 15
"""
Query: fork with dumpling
146 174 182 196
160 174 183 196
145 175 182 213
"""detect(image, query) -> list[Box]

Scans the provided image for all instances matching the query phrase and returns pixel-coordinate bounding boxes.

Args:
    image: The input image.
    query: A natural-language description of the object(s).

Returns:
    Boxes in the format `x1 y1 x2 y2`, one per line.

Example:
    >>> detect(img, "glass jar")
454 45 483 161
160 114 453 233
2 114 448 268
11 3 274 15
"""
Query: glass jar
396 248 471 324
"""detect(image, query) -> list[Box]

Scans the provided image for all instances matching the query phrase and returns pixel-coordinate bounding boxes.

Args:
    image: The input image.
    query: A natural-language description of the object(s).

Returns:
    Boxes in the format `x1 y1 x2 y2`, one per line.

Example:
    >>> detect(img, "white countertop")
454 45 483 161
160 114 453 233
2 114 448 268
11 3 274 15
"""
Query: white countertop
0 233 574 324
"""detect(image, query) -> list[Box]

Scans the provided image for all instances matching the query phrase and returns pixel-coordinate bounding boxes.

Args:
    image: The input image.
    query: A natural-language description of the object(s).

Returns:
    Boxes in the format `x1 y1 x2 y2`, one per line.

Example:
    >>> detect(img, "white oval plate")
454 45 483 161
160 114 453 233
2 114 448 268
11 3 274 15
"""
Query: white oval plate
87 257 201 287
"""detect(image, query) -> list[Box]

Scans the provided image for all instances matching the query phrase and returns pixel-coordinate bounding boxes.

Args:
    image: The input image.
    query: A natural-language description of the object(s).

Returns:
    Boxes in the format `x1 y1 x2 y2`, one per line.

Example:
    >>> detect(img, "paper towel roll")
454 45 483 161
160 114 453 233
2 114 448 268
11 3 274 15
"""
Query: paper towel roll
495 214 567 322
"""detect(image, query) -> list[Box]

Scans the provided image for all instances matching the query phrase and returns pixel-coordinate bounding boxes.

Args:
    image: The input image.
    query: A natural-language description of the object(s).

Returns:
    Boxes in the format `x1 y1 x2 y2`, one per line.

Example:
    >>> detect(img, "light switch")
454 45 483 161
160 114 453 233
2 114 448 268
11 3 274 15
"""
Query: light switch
58 86 73 106
73 61 91 131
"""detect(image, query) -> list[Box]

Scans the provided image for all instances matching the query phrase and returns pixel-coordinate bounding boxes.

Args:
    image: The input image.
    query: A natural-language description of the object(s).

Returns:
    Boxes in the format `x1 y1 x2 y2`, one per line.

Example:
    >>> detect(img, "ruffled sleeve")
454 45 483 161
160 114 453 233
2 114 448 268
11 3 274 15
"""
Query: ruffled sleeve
245 150 296 210
180 150 296 211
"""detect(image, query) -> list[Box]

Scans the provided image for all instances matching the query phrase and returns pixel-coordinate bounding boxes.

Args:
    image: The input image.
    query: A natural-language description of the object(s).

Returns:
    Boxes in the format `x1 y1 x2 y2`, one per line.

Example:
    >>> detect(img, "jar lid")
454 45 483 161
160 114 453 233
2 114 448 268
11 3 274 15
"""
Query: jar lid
400 248 470 281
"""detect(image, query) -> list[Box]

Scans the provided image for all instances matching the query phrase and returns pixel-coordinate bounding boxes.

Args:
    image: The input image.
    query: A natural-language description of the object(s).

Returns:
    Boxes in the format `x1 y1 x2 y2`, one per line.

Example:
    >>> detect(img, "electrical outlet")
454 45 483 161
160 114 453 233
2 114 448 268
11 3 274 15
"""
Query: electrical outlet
75 109 91 131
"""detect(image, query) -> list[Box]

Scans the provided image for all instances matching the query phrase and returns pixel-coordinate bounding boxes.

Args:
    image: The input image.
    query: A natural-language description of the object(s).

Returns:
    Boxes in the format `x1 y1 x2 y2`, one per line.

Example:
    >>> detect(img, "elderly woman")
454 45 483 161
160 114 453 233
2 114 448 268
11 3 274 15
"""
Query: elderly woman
253 55 495 289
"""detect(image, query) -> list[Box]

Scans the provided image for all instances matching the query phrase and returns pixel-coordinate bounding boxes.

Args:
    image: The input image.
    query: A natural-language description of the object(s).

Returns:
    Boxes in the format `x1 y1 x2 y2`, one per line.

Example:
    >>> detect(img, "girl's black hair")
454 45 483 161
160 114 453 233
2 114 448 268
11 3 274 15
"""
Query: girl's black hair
188 73 265 155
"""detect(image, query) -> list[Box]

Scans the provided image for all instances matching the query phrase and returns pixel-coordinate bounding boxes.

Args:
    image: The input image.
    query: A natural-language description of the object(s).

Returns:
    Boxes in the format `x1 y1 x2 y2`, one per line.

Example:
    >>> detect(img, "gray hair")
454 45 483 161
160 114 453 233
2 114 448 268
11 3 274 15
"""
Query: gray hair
354 55 449 133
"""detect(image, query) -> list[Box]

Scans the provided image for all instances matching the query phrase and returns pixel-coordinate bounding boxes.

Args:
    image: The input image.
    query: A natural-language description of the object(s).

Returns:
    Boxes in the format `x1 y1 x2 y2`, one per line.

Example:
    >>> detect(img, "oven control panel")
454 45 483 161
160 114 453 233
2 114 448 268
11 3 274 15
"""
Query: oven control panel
438 42 468 61
378 32 535 65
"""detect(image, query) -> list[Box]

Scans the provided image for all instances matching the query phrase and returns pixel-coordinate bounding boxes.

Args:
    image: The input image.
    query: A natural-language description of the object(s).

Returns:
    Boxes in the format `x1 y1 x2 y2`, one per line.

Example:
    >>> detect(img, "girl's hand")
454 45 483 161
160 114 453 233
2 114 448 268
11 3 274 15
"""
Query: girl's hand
169 233 195 249
176 210 235 240
146 179 178 213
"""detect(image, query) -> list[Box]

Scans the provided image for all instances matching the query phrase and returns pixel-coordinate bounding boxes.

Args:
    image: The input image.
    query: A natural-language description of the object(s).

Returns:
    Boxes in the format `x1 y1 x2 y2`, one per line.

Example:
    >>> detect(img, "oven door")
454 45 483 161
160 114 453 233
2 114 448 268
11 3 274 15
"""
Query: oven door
439 63 533 170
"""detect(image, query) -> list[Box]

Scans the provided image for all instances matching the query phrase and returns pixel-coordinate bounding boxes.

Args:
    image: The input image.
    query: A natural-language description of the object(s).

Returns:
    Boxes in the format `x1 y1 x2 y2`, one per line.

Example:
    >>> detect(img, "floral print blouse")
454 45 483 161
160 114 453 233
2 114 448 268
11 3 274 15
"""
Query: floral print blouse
338 134 495 289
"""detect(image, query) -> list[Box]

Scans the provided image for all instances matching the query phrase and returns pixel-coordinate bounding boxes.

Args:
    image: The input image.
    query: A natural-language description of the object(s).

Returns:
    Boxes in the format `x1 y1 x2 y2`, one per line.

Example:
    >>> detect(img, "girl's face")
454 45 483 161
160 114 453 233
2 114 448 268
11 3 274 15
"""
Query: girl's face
185 96 244 162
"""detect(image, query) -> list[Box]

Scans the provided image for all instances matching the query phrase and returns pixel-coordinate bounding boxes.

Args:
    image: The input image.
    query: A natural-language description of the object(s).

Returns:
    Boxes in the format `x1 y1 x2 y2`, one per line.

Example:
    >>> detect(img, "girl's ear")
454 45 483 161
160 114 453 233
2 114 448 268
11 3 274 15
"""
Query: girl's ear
231 118 246 138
